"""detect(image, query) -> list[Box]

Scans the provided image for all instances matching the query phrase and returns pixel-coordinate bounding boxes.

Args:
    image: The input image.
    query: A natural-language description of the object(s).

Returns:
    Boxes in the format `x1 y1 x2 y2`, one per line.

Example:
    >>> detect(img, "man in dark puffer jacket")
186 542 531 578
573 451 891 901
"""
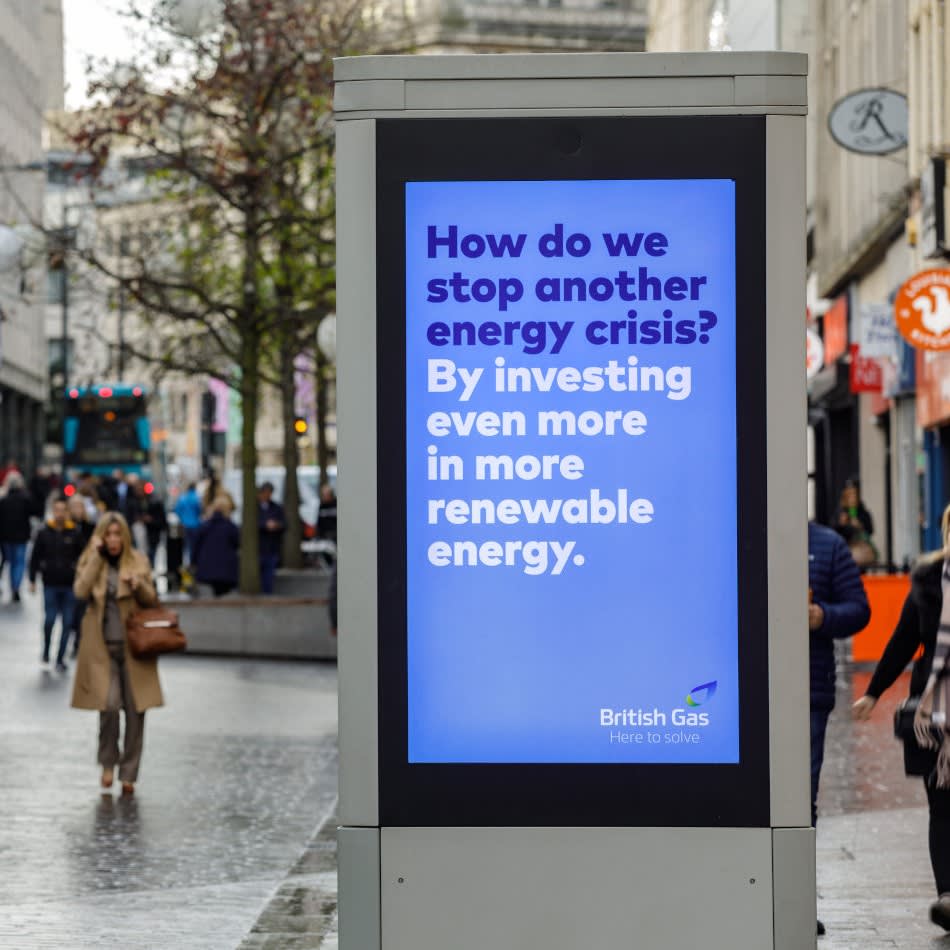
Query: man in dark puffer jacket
809 520 871 825
809 521 870 938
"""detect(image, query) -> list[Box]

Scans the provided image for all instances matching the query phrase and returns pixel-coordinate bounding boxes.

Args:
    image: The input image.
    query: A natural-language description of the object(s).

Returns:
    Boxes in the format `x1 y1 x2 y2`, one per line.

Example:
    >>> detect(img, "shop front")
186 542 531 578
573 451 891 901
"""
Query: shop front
808 292 859 526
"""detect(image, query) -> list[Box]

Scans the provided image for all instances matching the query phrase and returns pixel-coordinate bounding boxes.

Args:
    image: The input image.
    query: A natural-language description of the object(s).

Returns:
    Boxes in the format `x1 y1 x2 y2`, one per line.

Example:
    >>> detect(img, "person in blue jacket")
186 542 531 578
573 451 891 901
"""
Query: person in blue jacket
174 483 202 565
809 520 870 937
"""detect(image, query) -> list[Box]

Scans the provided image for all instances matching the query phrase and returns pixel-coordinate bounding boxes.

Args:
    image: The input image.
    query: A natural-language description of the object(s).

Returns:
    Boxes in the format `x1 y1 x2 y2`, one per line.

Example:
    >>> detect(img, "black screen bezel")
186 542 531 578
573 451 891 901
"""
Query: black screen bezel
376 116 769 827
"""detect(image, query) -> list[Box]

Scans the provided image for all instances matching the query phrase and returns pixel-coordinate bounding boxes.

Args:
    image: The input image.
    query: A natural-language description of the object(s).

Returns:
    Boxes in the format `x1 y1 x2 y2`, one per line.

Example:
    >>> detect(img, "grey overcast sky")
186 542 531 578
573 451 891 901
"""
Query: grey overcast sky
62 1 146 108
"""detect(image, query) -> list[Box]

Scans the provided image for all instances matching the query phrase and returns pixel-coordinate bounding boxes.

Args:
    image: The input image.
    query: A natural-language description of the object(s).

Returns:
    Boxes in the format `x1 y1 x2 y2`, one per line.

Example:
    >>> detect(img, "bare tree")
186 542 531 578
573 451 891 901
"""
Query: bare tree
69 0 370 591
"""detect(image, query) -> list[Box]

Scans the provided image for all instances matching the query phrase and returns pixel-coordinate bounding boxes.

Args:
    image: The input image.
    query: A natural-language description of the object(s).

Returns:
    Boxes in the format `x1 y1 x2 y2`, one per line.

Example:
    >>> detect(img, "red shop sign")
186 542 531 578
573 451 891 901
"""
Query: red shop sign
849 344 882 393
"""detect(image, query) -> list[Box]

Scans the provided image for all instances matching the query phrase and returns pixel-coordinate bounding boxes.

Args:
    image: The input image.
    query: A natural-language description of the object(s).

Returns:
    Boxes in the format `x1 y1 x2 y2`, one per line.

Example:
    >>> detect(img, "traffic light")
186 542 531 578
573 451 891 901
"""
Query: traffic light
294 416 308 437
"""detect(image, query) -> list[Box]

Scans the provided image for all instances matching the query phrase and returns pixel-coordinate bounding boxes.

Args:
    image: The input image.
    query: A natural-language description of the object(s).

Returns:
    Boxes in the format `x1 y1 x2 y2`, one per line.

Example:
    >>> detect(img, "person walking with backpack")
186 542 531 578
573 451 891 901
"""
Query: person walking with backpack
29 498 83 671
0 473 33 603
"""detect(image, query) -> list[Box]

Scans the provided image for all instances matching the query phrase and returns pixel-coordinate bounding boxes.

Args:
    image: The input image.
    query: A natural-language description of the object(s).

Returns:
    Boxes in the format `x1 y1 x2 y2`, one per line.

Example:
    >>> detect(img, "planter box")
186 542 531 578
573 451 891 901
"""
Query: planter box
175 595 337 660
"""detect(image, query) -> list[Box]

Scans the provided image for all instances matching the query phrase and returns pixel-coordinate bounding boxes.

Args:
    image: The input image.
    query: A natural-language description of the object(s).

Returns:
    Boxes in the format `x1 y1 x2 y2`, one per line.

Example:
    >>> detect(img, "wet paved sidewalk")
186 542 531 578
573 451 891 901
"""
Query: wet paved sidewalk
246 667 950 950
240 809 339 949
0 587 338 949
816 669 946 948
6 571 950 948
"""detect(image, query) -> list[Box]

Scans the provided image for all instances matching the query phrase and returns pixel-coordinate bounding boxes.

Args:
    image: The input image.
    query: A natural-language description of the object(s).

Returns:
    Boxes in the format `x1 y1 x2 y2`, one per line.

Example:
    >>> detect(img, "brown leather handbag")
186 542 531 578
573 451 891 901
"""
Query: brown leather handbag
126 606 187 659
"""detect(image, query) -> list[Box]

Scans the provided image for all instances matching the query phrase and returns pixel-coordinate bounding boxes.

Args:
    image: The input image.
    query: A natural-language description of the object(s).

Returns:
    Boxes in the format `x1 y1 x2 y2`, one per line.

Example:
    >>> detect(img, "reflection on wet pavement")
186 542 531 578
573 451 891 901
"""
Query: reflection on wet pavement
820 670 927 817
0 595 339 949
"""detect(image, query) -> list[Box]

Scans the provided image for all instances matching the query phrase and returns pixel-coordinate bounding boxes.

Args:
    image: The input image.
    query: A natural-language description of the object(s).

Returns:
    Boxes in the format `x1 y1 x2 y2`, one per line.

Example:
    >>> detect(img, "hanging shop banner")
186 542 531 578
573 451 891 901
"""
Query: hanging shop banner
895 269 950 350
405 178 739 765
827 88 908 156
921 157 948 259
806 326 824 379
916 348 950 427
859 301 900 358
849 344 882 393
822 294 848 363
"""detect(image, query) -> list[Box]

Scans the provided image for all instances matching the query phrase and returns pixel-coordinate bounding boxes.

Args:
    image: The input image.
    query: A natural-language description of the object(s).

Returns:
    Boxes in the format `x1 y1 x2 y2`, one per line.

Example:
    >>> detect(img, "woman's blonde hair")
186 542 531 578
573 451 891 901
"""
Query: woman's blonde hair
209 493 233 516
91 511 139 572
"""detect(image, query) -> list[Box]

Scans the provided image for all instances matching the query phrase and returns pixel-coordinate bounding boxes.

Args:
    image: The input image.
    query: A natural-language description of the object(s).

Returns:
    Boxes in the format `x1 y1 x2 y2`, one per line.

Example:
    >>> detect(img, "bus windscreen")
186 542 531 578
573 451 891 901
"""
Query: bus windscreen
65 394 149 467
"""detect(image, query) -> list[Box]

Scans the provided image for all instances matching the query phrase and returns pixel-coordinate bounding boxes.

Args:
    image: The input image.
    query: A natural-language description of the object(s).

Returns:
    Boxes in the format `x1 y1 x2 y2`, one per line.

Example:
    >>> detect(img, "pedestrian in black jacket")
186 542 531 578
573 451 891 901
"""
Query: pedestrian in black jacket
66 495 95 656
854 504 950 931
29 498 83 670
143 496 168 566
0 474 33 603
28 466 53 519
256 482 285 595
193 499 240 597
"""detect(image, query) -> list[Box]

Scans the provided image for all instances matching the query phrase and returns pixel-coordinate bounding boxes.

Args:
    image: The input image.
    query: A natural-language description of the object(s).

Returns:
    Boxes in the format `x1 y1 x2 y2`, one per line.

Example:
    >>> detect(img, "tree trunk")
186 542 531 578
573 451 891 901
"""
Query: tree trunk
238 338 261 594
281 345 303 569
315 342 330 488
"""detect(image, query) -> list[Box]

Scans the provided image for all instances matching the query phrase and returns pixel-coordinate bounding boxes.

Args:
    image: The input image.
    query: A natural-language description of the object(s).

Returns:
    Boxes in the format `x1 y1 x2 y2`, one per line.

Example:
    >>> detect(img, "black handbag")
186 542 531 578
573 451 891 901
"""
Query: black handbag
894 697 941 777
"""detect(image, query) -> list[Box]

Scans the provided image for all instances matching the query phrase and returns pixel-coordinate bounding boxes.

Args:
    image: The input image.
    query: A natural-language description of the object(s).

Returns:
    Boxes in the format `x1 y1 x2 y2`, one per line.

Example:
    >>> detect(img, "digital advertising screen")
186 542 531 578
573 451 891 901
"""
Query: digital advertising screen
405 179 738 764
376 116 769 827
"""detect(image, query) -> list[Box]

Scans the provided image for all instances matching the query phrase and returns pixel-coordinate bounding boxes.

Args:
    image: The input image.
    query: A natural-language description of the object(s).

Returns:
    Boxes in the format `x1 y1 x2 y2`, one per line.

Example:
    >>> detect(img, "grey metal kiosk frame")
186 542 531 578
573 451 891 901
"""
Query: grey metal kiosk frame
335 52 811 950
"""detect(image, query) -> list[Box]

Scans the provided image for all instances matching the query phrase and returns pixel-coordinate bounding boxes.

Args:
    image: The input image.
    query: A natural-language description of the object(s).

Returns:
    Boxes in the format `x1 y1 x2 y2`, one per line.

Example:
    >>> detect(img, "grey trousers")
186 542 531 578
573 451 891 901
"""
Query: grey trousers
98 641 145 783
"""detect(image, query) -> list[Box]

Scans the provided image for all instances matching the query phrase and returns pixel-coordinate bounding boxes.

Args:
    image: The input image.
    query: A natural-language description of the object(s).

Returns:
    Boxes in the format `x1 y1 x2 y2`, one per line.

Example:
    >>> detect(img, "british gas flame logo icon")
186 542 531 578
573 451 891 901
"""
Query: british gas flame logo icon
685 681 718 708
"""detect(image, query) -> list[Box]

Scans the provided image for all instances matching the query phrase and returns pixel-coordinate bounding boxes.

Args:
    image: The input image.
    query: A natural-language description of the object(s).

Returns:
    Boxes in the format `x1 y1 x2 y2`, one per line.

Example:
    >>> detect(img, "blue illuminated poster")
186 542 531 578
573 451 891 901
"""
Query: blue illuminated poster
405 179 738 764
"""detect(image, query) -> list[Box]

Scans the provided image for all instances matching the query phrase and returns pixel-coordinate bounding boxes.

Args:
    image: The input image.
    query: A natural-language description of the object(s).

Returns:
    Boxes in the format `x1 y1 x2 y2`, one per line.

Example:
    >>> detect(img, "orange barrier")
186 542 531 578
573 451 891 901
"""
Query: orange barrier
851 573 911 662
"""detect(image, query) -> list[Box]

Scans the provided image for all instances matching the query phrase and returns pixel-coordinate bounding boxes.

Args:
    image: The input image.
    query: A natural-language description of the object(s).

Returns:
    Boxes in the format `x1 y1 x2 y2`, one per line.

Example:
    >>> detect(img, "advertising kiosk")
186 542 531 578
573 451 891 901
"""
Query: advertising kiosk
335 52 812 949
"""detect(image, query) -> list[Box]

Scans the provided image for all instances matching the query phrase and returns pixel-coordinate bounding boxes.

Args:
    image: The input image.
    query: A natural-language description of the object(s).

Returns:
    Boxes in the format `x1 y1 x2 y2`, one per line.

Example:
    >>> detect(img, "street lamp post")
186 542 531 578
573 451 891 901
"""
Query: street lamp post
59 202 70 393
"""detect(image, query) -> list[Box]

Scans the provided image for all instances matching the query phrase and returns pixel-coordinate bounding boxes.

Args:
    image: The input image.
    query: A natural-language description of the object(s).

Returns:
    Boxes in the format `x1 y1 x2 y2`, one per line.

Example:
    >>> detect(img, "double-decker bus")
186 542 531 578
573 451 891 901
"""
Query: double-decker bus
63 384 152 482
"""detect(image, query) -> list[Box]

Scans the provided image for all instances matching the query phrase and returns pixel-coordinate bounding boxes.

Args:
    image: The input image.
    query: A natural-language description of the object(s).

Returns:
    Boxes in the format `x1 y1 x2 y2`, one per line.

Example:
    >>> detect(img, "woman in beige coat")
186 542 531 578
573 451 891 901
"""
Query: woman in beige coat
71 512 163 795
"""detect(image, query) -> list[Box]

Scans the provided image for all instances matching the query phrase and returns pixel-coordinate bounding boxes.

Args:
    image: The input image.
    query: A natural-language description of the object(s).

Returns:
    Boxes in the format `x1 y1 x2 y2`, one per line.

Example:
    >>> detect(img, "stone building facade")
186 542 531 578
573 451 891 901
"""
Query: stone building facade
0 0 57 473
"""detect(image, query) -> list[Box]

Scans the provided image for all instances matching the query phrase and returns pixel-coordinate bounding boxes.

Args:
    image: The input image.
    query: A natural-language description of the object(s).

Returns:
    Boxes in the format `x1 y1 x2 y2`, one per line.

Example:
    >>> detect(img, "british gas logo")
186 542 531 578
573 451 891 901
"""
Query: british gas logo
685 680 718 708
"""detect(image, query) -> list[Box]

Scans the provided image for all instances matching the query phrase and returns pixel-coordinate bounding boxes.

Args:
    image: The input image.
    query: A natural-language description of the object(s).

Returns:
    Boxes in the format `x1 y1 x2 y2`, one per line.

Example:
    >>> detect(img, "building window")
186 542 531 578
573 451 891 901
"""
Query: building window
47 263 65 304
47 337 74 383
46 158 93 187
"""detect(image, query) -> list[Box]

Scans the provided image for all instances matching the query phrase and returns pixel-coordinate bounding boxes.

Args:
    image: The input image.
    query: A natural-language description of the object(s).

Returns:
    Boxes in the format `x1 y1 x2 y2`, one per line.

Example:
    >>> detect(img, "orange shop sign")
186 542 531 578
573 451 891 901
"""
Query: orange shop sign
895 268 950 350
823 295 848 363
